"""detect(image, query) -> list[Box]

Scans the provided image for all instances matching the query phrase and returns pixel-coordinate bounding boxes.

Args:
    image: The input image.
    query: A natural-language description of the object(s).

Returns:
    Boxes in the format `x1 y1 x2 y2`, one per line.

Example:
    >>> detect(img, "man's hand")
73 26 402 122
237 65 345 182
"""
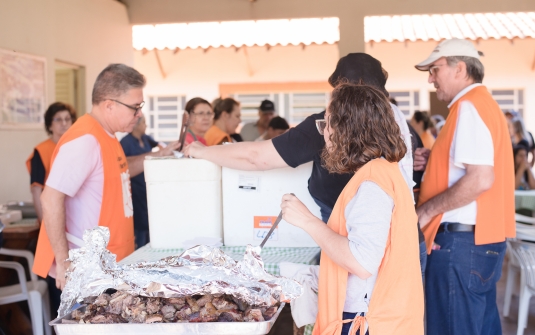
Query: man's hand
54 259 71 290
416 205 433 228
183 141 206 158
280 194 317 229
159 141 181 156
414 148 431 171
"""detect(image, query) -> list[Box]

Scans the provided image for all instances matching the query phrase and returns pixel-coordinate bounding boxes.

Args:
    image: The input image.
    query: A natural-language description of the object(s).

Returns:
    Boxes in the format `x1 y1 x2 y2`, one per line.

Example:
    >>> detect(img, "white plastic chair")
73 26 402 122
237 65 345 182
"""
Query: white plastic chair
504 239 522 317
509 240 535 335
0 248 51 335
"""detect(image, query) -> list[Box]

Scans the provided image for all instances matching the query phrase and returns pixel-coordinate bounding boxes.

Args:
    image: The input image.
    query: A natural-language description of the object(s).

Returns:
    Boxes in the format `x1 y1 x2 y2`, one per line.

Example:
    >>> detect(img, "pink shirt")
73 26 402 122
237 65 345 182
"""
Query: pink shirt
185 131 207 146
46 134 105 276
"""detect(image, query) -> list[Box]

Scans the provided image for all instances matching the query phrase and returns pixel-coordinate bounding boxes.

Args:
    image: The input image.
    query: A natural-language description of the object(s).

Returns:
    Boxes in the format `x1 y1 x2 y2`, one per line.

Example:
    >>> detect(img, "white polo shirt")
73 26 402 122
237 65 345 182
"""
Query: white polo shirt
440 84 494 225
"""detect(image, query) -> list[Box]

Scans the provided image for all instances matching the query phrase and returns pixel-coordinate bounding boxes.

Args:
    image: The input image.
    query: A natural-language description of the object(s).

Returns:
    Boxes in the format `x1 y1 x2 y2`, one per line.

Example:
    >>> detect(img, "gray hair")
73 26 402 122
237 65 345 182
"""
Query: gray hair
445 56 484 83
92 64 146 105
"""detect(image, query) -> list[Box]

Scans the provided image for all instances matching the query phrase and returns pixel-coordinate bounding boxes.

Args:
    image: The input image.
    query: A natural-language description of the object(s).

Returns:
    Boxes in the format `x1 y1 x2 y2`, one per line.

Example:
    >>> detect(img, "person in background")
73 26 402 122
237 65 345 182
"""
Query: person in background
33 64 179 318
514 145 535 190
204 97 242 145
240 99 276 141
410 111 435 149
505 111 535 167
430 114 445 137
26 102 77 224
255 116 290 141
120 115 162 249
184 97 213 145
508 117 531 149
282 83 423 335
414 38 514 335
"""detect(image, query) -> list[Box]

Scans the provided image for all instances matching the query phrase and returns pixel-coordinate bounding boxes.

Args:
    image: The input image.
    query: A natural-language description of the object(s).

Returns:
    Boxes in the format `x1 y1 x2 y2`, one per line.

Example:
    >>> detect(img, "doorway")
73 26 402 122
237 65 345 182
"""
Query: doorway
55 61 85 116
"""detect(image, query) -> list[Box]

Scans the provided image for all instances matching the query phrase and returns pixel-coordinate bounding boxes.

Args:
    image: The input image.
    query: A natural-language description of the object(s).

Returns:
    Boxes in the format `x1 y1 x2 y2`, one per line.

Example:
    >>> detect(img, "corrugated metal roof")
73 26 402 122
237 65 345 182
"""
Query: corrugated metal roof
133 18 340 51
365 12 535 43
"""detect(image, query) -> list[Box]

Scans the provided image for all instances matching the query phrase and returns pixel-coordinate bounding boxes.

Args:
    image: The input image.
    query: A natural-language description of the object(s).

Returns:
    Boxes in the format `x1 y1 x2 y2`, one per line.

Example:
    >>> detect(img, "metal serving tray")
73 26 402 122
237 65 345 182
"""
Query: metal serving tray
50 303 285 335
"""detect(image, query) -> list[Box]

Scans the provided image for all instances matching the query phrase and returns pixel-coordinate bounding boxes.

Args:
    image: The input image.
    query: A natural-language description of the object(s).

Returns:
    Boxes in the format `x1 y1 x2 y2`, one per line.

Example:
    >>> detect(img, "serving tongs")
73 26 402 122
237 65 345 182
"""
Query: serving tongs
259 193 294 248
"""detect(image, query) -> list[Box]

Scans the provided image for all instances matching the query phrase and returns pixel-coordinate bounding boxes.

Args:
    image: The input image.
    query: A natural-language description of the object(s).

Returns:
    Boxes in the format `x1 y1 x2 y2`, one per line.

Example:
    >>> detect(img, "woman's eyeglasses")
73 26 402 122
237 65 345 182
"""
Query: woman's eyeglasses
315 119 327 135
191 111 214 119
52 117 72 124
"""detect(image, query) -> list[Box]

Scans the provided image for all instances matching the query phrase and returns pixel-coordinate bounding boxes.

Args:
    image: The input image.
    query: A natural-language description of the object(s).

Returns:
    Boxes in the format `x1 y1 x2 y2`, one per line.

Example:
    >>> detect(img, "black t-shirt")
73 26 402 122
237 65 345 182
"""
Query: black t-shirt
408 123 424 190
30 149 46 186
272 111 353 209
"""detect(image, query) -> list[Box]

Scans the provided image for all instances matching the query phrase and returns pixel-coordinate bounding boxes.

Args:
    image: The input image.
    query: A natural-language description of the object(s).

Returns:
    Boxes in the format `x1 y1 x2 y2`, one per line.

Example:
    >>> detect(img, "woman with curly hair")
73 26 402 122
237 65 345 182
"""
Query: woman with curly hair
281 83 424 335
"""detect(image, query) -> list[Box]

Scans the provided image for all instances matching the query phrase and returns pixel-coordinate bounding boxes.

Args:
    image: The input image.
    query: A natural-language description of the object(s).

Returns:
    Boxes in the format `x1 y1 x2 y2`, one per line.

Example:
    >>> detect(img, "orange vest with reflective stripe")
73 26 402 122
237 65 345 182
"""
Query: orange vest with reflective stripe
204 125 231 146
418 86 515 252
26 138 56 187
313 159 424 335
33 114 135 278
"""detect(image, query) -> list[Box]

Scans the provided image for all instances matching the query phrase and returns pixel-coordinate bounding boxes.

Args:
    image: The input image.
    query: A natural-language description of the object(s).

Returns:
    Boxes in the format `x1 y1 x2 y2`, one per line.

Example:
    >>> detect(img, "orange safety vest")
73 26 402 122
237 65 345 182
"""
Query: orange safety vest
418 85 515 253
204 125 231 146
26 138 56 187
313 159 424 335
33 114 135 278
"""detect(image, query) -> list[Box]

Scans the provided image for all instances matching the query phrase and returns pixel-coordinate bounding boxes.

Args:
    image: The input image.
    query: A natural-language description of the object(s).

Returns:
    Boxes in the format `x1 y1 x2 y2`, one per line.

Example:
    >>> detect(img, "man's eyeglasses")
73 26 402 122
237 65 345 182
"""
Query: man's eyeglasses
428 64 444 76
111 99 145 117
315 119 327 135
191 111 214 119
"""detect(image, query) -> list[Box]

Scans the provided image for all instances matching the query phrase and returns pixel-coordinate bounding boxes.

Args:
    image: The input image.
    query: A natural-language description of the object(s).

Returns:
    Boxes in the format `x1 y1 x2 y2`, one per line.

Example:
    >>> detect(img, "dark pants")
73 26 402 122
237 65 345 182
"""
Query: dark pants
425 224 506 335
341 312 369 335
312 196 332 223
134 229 150 250
46 275 62 319
419 240 427 284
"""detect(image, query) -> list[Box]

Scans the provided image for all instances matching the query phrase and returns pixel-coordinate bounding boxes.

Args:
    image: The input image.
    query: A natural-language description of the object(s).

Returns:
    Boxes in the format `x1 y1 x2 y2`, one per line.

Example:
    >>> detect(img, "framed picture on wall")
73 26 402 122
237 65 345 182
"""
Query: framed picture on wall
0 48 46 128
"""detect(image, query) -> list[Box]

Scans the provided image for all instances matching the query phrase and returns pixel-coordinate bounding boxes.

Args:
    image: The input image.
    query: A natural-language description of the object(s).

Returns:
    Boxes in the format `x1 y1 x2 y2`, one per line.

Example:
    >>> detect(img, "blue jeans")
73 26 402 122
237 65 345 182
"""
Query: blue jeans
419 240 427 284
134 229 150 250
341 312 368 335
312 196 333 223
425 224 506 335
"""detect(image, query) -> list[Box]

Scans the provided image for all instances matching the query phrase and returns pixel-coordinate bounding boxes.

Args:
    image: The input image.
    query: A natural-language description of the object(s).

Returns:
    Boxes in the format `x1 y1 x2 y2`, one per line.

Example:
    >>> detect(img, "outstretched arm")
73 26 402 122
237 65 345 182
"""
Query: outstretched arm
183 140 288 171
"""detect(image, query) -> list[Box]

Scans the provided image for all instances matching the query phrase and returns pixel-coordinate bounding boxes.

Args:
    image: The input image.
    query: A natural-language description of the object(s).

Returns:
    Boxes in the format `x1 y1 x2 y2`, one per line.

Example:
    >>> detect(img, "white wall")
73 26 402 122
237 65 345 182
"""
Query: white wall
134 43 339 102
0 0 134 203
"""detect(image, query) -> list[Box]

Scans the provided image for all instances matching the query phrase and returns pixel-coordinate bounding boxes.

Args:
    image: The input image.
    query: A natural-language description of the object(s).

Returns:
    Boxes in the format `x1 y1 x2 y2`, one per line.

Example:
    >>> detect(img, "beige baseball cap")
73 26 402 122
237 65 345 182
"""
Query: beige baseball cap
415 38 483 71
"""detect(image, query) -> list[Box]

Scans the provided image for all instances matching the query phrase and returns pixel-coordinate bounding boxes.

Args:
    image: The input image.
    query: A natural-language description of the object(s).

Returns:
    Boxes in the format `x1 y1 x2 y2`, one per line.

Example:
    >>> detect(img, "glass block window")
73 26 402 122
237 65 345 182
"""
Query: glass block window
491 89 524 116
145 95 186 142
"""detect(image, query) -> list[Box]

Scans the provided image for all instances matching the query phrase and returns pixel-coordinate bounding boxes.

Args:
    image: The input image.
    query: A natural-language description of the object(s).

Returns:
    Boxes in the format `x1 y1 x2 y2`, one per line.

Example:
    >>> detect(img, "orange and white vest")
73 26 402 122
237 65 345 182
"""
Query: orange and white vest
33 114 135 278
313 159 424 335
418 86 515 252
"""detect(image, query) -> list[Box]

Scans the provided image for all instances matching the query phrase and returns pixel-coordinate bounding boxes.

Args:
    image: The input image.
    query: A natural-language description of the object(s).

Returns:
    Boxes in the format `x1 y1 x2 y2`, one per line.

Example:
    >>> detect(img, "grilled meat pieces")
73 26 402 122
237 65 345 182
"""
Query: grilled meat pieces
70 292 279 324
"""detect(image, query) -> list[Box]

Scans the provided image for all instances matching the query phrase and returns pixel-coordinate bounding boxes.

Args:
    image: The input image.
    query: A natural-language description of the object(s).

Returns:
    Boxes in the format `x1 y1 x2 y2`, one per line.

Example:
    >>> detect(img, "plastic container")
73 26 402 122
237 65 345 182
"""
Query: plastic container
144 157 222 249
222 162 320 247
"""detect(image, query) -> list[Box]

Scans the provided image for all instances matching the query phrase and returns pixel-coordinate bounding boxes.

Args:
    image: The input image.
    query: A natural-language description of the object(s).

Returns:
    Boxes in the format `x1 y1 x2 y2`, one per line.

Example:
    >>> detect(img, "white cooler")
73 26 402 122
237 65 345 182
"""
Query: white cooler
222 162 320 247
144 157 223 248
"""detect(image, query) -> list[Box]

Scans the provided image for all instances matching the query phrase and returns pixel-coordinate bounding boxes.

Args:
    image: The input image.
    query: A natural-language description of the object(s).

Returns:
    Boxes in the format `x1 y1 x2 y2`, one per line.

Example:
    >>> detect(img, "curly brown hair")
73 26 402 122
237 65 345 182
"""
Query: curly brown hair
322 83 407 174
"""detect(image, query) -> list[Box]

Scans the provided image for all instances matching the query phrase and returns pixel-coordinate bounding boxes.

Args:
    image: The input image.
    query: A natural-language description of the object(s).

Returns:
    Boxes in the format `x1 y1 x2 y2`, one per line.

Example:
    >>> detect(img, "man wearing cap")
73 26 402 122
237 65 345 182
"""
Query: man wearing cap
414 38 515 334
239 99 276 141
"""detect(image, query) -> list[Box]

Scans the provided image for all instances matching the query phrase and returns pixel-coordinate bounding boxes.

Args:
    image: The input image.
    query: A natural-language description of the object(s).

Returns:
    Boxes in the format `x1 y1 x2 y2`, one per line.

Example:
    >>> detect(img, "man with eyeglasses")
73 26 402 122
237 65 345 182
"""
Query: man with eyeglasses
414 38 515 335
33 64 179 316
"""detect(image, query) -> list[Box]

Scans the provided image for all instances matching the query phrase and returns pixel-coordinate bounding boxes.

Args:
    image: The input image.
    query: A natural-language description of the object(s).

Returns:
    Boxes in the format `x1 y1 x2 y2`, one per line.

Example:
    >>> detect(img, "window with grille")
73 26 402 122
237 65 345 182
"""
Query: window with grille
389 91 420 116
491 89 524 116
231 92 329 125
145 95 186 142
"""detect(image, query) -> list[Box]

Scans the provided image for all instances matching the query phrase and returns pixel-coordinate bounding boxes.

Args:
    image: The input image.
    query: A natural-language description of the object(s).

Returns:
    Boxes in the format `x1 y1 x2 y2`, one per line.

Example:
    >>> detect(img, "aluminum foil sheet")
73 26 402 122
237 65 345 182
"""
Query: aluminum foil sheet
59 227 302 318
